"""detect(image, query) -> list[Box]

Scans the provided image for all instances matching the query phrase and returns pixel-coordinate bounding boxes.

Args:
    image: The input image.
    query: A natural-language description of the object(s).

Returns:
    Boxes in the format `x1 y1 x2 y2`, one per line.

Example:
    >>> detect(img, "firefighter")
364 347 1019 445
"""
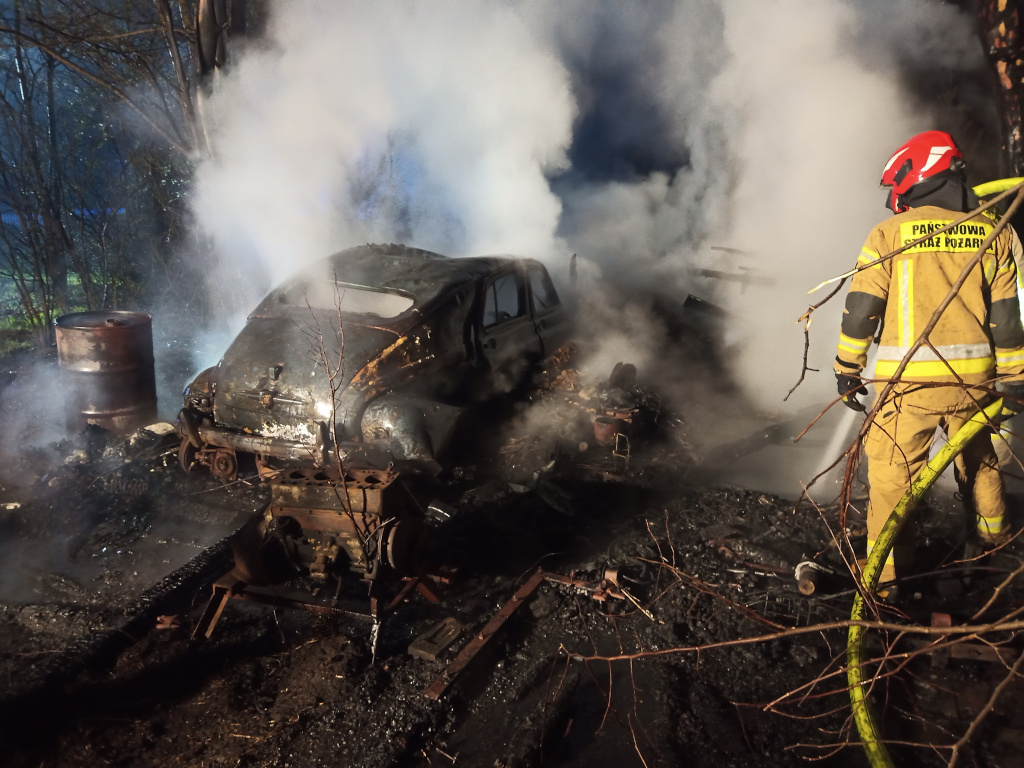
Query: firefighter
992 225 1024 470
834 130 1024 591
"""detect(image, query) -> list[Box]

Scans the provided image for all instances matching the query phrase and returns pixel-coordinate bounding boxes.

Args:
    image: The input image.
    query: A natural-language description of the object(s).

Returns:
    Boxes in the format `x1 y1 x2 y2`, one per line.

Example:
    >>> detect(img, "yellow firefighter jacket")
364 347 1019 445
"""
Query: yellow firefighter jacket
835 205 1024 387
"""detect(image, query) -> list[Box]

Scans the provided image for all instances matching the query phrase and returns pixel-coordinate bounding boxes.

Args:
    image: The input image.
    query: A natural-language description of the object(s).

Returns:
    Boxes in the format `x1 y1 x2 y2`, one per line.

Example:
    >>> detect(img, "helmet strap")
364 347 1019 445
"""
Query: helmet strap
886 189 907 213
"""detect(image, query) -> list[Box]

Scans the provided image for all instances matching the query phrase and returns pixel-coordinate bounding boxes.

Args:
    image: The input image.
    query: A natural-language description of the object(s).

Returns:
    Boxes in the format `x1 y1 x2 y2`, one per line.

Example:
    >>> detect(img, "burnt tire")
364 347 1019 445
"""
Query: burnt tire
178 437 199 473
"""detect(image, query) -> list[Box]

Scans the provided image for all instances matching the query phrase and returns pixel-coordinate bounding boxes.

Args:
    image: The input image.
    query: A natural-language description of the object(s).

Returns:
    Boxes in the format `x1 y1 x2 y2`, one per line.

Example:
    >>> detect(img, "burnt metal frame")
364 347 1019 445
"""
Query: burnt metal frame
190 570 443 641
423 568 630 700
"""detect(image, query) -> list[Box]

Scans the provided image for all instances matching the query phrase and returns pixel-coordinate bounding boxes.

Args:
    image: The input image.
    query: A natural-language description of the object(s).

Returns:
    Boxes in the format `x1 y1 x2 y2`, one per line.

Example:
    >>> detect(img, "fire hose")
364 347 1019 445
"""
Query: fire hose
972 177 1024 199
847 397 1006 768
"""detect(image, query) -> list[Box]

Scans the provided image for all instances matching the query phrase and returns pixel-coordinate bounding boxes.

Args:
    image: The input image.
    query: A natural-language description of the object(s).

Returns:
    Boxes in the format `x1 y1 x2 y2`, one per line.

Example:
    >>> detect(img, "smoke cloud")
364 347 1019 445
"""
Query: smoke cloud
194 1 574 294
190 0 992 489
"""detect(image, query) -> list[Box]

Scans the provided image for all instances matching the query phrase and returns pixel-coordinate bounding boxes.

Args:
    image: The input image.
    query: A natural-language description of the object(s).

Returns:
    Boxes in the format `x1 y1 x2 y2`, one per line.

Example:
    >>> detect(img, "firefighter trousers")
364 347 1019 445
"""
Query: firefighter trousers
864 386 1005 580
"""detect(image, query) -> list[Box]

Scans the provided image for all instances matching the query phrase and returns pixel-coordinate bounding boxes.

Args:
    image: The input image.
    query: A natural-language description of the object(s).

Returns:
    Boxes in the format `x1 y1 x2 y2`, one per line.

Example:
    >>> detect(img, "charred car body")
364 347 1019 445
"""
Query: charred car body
178 244 571 600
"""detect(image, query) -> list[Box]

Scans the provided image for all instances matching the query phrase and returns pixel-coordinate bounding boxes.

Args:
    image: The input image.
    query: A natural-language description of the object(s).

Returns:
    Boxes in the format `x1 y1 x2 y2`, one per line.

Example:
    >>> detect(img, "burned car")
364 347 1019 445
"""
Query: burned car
178 243 570 614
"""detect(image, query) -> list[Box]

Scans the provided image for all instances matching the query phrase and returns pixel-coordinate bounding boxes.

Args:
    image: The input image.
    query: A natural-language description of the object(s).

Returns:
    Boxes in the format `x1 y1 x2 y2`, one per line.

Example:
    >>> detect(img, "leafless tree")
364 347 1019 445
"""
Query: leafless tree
0 0 253 342
976 0 1024 175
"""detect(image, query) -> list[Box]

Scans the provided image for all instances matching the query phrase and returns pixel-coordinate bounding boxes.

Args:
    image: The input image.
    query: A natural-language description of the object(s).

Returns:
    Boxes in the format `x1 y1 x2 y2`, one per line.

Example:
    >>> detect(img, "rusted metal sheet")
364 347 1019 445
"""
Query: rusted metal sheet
424 568 546 700
55 311 157 435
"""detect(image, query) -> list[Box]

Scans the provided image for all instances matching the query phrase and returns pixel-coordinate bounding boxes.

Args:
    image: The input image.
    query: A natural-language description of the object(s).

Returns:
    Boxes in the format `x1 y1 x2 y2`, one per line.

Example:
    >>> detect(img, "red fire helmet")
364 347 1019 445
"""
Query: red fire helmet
880 130 965 212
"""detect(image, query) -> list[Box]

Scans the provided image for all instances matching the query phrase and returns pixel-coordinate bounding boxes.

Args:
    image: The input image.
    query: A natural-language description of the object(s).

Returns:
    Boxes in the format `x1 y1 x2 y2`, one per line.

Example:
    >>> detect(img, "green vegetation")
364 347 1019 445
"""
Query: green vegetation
0 1 245 345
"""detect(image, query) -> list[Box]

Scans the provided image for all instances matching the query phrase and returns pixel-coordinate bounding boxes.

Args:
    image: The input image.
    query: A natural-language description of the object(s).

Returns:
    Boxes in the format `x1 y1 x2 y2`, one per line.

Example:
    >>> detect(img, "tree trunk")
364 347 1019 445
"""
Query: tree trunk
976 0 1024 175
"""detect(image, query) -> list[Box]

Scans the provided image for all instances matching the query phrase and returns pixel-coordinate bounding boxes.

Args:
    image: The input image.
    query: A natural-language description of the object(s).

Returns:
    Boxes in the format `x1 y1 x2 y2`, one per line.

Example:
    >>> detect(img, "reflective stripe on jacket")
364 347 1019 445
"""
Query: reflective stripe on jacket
834 205 1024 385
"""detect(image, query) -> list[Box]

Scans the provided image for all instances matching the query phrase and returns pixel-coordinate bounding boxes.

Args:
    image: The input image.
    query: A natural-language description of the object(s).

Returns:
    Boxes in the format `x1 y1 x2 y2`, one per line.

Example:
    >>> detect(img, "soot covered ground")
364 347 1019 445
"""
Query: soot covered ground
0 411 1023 767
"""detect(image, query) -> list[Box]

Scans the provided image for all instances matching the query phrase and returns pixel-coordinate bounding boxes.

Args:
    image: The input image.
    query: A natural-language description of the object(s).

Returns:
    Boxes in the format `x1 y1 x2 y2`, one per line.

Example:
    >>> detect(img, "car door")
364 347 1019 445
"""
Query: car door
476 267 543 391
526 262 570 355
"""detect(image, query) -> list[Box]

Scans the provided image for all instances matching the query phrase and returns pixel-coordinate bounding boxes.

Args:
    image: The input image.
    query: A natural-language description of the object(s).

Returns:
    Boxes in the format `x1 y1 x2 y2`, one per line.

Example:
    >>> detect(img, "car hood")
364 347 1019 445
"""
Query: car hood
214 315 399 443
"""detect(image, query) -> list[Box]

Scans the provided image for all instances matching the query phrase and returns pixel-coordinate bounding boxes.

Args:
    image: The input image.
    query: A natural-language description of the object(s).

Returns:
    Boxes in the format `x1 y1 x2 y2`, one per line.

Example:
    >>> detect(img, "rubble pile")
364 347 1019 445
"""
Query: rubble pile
0 410 1022 767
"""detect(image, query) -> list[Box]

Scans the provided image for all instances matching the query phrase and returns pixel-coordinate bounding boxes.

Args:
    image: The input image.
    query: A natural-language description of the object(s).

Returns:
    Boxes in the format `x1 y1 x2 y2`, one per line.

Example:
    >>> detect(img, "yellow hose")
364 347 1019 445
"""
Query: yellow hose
847 398 1006 767
973 178 1024 199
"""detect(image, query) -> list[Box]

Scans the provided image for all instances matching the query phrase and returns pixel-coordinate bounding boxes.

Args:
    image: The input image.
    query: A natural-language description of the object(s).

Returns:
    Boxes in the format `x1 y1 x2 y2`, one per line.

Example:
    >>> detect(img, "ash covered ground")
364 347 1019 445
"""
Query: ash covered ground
1 355 1023 768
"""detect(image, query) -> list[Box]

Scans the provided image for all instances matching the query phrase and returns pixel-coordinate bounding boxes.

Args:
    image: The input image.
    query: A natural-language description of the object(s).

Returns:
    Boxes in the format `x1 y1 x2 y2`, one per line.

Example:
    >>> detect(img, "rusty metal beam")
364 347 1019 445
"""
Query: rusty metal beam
192 571 448 640
424 568 546 700
190 575 243 640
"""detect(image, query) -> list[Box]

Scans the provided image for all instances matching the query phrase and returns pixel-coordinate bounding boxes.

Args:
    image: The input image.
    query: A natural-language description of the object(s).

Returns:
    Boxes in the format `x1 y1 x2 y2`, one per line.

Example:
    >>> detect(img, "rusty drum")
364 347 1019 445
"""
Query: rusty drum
593 415 622 445
55 311 157 434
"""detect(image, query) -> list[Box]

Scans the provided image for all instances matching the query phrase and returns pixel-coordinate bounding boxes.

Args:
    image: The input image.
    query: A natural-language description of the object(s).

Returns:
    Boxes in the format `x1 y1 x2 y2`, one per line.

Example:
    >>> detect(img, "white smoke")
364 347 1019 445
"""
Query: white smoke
0 359 66 456
194 0 575 306
688 0 916 410
540 0 987 411
191 0 990 416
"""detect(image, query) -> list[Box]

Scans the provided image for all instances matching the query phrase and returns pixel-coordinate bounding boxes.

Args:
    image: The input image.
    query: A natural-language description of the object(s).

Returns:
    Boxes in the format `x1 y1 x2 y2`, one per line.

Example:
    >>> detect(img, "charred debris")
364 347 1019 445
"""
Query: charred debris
172 244 703 638
0 245 1023 766
3 409 1023 766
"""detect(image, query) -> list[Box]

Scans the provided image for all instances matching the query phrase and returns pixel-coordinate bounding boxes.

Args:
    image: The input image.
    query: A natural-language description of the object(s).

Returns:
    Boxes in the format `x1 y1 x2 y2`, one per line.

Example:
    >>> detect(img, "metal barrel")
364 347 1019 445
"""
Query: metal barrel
55 311 158 434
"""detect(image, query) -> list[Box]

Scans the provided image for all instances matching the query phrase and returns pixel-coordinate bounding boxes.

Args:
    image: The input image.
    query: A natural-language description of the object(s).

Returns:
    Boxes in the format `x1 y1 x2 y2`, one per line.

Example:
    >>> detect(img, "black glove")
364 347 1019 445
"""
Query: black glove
996 379 1024 421
836 372 868 412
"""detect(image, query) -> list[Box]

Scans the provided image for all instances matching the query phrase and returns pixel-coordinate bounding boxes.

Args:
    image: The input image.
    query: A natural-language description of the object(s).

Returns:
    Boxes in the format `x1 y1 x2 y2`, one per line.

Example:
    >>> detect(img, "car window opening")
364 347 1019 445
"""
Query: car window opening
483 274 524 328
529 267 560 312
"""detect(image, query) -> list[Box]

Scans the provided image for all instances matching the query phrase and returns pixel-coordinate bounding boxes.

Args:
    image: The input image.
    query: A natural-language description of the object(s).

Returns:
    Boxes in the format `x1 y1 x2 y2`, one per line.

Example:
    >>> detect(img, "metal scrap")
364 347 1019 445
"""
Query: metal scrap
409 617 463 661
425 569 546 700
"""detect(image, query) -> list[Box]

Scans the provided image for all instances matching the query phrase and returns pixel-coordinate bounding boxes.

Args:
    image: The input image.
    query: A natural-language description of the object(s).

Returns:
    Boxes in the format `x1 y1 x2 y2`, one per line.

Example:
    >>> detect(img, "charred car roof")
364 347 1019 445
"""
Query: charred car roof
249 243 540 333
